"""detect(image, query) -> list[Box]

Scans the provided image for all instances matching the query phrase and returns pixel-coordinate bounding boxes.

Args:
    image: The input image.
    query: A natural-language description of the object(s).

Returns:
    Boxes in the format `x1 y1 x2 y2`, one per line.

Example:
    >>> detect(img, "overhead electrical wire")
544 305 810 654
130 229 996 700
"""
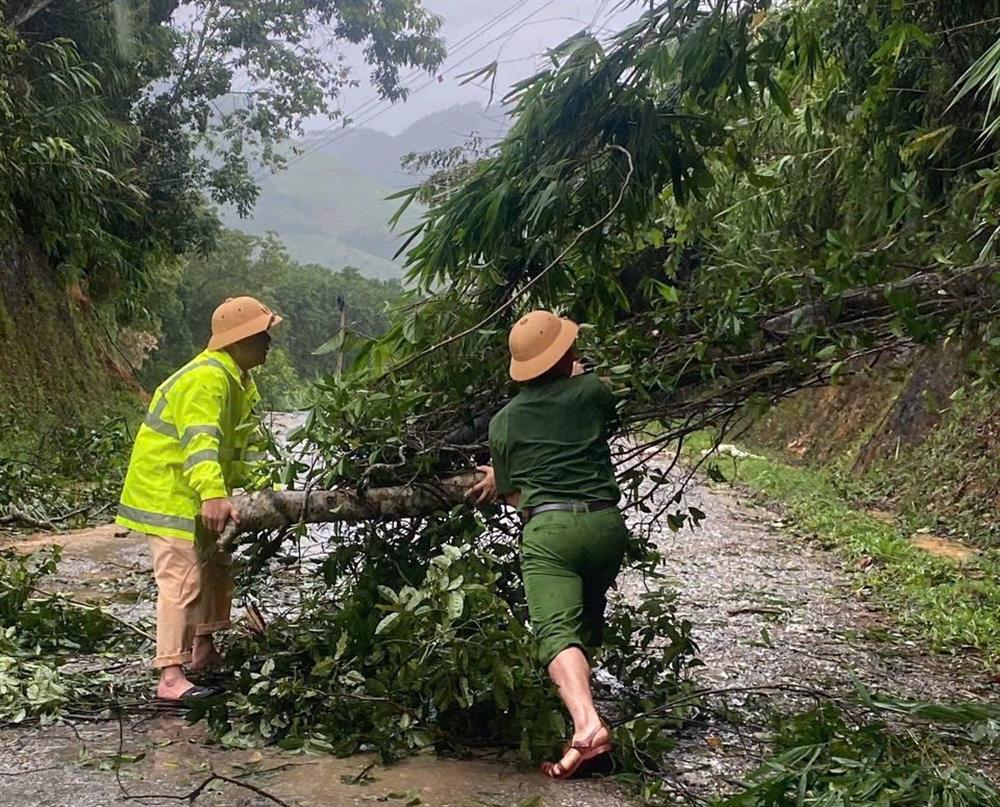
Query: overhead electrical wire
152 0 599 191
256 0 559 181
152 0 534 190
249 0 535 181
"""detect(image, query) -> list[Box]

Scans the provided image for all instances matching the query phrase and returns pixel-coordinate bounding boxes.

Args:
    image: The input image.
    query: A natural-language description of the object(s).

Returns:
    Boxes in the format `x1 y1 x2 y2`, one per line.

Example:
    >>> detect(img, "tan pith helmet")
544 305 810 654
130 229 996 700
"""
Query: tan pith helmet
508 310 579 382
207 296 283 351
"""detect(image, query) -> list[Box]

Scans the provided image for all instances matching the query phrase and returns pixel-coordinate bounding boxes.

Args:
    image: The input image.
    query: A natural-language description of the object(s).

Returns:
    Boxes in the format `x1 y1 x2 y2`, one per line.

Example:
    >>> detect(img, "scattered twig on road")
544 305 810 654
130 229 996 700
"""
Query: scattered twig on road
0 509 56 531
122 773 293 806
112 704 292 806
347 761 378 784
233 762 319 779
727 606 785 617
0 765 63 776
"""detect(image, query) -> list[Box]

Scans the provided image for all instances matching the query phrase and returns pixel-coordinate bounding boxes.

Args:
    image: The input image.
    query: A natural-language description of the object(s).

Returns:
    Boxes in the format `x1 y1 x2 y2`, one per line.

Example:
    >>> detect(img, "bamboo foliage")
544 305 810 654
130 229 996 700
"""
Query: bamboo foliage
284 1 1000 540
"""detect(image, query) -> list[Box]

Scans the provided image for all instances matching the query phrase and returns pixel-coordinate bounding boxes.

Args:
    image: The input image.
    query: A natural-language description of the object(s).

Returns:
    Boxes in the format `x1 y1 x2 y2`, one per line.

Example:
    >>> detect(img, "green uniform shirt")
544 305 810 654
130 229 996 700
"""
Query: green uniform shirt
489 372 620 510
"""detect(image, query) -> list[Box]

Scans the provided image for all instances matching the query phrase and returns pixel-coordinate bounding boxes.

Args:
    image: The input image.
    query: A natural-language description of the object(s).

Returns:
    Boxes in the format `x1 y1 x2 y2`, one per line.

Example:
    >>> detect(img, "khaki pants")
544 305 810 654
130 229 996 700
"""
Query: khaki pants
147 533 233 669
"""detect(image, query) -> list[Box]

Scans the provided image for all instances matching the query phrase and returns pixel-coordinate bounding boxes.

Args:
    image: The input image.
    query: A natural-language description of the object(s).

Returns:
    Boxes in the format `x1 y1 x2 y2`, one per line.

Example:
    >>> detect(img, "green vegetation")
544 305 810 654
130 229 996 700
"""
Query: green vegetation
211 541 698 765
0 408 133 532
0 0 443 422
0 245 138 424
0 0 442 316
140 229 404 409
0 548 146 724
719 699 1000 807
847 385 1000 550
691 431 1000 661
4 0 1000 803
297 0 1000 520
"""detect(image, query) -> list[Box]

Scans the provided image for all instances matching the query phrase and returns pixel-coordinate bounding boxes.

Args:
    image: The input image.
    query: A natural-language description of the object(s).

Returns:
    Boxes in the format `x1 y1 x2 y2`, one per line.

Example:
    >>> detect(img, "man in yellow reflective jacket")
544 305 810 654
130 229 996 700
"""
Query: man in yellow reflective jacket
116 296 282 702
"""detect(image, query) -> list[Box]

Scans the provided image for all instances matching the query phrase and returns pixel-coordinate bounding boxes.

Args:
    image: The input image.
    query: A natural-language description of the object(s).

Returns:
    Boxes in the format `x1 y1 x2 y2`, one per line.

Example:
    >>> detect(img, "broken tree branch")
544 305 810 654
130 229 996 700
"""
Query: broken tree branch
122 771 292 806
0 508 56 531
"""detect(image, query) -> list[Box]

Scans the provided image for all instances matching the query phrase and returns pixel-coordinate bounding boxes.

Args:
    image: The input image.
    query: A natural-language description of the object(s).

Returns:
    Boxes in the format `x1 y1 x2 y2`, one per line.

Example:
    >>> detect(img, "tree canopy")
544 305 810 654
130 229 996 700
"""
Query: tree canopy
0 0 442 313
296 0 1000 505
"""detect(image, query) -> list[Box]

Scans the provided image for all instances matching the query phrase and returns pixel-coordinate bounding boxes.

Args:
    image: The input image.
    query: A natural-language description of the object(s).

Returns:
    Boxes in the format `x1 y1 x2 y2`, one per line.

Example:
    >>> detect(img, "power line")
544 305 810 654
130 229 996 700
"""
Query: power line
150 0 534 191
259 0 559 180
255 1 543 179
457 3 622 98
252 0 535 180
230 2 529 107
153 0 599 191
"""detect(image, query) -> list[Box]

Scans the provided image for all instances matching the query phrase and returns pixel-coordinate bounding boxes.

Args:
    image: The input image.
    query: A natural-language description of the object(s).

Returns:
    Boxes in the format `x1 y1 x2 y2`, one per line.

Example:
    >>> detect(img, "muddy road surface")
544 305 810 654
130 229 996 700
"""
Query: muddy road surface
1 467 995 806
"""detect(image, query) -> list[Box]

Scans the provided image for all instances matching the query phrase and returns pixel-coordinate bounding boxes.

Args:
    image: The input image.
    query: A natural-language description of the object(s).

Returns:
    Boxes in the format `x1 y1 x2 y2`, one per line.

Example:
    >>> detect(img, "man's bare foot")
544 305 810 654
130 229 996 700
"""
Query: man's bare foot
156 665 196 700
542 721 612 779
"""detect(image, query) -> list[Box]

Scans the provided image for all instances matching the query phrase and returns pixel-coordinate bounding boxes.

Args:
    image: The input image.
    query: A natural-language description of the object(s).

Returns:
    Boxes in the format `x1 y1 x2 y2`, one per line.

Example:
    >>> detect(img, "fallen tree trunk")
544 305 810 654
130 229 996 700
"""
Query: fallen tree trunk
220 471 483 550
762 264 998 336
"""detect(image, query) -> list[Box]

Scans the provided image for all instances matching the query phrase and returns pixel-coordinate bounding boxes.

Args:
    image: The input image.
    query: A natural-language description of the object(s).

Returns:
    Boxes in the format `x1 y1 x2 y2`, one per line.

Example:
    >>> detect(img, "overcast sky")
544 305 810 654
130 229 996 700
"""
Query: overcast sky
318 0 642 135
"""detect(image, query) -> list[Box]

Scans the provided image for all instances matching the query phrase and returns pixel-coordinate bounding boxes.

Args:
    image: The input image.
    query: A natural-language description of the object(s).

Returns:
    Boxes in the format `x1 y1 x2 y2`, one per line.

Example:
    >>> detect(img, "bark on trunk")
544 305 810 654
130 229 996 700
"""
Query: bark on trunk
762 264 996 336
219 472 484 550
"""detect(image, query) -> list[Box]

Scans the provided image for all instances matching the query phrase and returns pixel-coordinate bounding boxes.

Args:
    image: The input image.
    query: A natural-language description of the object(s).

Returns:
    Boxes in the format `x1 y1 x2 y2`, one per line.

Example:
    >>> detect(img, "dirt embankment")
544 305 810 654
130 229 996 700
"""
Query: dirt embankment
0 237 142 423
743 344 1000 547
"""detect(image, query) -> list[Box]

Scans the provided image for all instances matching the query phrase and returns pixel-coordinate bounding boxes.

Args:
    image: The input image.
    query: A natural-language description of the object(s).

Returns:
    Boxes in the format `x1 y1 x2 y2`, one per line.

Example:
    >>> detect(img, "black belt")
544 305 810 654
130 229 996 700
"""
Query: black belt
522 500 617 524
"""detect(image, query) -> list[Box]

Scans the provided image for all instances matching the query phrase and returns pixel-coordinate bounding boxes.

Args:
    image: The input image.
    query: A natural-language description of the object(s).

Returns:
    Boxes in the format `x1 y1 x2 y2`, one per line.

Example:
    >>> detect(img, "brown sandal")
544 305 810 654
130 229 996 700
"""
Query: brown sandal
541 723 614 780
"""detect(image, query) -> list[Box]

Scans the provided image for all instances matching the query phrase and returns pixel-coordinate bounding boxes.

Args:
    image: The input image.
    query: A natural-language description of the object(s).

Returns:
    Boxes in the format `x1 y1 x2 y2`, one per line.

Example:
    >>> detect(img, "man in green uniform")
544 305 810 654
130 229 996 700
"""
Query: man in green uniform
117 296 281 702
469 309 627 779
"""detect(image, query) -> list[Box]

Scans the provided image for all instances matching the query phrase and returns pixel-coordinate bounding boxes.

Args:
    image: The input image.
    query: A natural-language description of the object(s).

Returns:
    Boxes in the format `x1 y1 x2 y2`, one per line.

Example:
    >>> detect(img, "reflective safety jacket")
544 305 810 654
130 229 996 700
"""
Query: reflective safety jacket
116 349 264 541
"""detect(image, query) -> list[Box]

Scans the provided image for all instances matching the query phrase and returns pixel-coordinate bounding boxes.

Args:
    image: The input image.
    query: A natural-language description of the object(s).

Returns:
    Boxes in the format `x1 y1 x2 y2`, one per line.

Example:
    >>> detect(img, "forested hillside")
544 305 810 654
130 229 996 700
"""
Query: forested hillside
0 0 442 417
317 101 506 188
223 150 413 278
222 102 505 276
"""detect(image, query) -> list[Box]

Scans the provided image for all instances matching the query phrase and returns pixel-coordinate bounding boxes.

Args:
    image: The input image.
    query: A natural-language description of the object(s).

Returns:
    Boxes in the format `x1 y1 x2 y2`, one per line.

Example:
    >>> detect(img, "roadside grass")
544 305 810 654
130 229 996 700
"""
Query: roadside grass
686 432 1000 664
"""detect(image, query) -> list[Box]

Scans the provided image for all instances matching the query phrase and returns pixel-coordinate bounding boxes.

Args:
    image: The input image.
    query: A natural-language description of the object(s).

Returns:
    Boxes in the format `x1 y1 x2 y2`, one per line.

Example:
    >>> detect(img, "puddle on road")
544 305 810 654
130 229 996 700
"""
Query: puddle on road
140 719 600 806
2 716 628 807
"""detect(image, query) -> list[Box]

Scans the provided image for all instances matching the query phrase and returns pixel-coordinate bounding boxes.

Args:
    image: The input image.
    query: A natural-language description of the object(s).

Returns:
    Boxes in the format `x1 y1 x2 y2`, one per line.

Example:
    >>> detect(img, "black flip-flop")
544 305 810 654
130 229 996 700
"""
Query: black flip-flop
156 684 226 705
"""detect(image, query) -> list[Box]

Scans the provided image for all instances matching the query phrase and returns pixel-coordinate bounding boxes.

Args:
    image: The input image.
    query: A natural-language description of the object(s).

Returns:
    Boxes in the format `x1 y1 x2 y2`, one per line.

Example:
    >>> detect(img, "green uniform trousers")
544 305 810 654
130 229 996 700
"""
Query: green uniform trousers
520 507 629 667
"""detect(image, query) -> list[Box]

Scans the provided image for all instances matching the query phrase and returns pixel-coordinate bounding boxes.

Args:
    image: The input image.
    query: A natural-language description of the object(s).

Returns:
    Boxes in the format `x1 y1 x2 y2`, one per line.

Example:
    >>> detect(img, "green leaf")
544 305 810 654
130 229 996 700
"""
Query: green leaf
375 612 400 635
446 590 465 621
312 331 345 357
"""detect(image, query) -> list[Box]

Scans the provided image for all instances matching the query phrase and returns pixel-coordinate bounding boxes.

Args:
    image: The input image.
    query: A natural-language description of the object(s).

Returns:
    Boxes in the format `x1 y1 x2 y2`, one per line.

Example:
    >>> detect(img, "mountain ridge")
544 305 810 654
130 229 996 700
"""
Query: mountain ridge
222 102 506 279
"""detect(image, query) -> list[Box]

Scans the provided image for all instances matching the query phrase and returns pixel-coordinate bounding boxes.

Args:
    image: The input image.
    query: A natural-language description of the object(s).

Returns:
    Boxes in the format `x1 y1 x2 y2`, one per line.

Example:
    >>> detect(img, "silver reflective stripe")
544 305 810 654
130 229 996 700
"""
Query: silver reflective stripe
183 449 219 471
244 451 267 462
180 425 222 448
143 413 176 438
117 503 196 533
145 358 233 440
